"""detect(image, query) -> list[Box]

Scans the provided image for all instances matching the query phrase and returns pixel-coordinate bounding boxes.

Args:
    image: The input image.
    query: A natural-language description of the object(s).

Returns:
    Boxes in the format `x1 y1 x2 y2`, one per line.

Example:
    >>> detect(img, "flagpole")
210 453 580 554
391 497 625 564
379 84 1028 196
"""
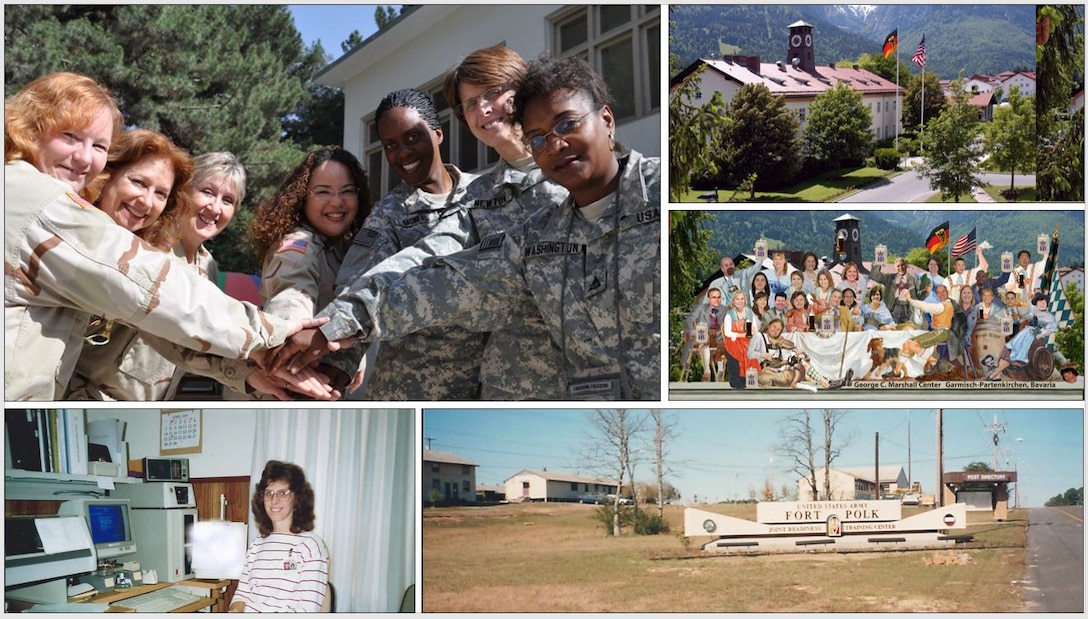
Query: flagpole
895 24 900 152
920 34 926 155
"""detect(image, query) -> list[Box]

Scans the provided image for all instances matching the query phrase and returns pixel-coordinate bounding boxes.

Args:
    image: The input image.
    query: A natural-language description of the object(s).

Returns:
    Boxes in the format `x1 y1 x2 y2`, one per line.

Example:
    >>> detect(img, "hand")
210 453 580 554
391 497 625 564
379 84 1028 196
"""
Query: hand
268 327 331 373
349 370 365 393
284 315 331 337
246 365 341 401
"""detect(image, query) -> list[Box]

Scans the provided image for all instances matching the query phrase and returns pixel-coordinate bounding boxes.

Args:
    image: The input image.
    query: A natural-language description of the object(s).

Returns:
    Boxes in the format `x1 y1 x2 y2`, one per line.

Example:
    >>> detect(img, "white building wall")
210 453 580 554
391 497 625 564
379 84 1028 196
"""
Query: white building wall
505 472 548 501
326 6 659 163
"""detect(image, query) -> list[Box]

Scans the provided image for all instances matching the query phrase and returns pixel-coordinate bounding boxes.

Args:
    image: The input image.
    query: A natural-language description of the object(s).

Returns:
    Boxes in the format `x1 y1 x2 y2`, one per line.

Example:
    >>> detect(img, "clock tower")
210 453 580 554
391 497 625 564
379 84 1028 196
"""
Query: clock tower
831 213 867 273
787 20 816 73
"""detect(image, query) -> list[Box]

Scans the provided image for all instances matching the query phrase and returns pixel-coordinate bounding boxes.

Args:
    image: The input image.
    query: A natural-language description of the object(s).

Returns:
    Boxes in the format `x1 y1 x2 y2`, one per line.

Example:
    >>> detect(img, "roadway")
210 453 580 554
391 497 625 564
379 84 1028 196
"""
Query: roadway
1022 506 1083 612
839 163 1036 203
668 381 1085 401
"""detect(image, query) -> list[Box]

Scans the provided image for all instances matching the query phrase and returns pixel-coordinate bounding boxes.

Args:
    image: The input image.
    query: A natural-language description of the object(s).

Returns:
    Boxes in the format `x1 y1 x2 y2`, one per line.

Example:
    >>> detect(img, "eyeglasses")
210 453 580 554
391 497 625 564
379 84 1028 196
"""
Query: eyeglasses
523 108 599 155
456 85 508 116
263 489 293 501
308 187 359 203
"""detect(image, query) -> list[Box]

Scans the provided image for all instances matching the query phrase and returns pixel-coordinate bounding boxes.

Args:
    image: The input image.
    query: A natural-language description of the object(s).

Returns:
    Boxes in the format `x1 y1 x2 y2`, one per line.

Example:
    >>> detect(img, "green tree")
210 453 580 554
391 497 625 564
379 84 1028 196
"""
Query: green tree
902 71 946 130
963 461 993 472
983 86 1036 193
1056 282 1084 372
848 51 911 83
905 247 946 275
1036 5 1085 201
374 6 402 30
341 30 366 53
715 84 801 190
1045 487 1084 506
803 83 873 170
668 66 727 201
915 80 984 202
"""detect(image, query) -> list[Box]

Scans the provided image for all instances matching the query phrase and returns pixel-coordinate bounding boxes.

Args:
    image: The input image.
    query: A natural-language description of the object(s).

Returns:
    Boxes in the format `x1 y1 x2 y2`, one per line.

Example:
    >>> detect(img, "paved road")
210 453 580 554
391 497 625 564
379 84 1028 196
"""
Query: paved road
1022 506 1083 612
839 166 1037 203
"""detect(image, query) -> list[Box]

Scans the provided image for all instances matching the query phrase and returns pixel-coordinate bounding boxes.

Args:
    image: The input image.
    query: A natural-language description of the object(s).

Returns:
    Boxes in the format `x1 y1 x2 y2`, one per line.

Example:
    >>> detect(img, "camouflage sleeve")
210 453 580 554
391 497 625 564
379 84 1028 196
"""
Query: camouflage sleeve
12 192 288 359
335 204 403 288
260 233 322 322
318 232 529 343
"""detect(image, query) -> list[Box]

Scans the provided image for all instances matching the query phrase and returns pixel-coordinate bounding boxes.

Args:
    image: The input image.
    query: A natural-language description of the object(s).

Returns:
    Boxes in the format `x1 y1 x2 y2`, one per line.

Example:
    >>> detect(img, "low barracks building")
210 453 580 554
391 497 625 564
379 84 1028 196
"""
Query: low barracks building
504 469 618 503
671 20 905 141
423 449 478 504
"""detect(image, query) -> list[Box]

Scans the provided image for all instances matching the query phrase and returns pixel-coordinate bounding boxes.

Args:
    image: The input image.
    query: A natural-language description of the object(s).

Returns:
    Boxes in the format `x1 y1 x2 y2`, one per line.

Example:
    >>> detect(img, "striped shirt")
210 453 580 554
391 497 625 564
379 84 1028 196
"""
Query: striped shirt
232 532 328 612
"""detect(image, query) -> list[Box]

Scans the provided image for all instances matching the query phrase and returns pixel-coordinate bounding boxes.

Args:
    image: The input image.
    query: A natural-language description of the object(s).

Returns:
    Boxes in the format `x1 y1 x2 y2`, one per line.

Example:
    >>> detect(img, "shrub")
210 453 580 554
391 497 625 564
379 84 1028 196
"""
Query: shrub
634 511 670 535
874 148 901 170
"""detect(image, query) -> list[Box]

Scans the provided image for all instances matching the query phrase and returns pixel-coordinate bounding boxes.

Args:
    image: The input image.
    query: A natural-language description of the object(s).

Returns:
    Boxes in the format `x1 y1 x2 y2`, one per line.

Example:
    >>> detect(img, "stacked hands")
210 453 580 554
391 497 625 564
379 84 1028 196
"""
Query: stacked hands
248 317 347 401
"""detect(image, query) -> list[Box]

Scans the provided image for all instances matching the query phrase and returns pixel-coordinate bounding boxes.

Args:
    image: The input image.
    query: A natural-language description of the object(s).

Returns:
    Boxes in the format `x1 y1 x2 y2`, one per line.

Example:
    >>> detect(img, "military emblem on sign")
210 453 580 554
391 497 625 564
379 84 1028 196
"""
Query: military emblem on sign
943 513 956 526
826 514 842 537
703 519 717 533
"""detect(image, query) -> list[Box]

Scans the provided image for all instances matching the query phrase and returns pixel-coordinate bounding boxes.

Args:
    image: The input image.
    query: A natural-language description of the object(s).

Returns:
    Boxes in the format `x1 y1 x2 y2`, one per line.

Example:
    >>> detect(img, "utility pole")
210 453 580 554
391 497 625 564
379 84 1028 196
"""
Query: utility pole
987 412 1007 470
936 409 944 508
874 431 880 500
424 436 434 451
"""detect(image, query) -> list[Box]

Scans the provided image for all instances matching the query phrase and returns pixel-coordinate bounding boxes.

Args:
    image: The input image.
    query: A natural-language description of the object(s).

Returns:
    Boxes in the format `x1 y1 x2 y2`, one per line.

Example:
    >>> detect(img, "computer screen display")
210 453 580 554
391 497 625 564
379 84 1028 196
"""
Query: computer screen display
87 504 127 544
190 521 248 580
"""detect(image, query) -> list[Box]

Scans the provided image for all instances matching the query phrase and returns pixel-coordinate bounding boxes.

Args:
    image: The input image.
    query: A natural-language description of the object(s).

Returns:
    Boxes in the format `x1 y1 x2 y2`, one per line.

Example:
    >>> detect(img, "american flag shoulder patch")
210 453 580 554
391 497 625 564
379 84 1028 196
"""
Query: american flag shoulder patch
277 239 309 254
65 191 95 209
479 232 505 252
353 228 380 247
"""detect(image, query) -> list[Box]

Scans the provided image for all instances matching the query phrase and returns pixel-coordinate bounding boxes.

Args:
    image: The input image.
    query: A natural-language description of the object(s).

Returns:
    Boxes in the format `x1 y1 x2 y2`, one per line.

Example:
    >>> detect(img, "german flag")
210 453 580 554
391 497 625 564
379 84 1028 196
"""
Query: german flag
925 220 949 253
882 29 898 59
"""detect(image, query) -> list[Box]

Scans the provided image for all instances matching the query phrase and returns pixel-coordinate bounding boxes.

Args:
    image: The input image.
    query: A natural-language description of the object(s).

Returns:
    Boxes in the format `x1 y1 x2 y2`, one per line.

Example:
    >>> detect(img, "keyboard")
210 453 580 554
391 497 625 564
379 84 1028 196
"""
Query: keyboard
115 587 206 613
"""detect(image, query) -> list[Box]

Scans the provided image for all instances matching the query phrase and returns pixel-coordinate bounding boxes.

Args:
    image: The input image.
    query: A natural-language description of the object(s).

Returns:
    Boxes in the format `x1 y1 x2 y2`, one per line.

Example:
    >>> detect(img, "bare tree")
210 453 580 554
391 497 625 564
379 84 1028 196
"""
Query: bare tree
586 409 646 535
779 410 819 500
649 409 679 521
822 409 851 501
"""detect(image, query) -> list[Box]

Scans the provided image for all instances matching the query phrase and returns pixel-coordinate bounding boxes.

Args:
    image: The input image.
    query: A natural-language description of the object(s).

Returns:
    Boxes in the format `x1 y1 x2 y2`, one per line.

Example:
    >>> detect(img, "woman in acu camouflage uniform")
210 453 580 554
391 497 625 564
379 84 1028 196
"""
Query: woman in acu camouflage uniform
275 56 661 400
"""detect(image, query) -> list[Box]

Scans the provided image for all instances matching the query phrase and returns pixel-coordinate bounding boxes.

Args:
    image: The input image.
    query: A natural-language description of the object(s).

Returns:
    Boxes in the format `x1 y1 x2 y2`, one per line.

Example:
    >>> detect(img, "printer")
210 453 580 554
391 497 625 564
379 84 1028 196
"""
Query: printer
5 515 97 603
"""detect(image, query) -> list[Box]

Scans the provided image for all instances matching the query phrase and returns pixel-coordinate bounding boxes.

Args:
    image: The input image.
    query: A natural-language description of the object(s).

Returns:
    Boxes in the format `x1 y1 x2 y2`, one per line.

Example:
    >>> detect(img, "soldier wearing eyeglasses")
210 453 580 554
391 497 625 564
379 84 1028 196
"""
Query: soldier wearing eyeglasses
274 56 661 401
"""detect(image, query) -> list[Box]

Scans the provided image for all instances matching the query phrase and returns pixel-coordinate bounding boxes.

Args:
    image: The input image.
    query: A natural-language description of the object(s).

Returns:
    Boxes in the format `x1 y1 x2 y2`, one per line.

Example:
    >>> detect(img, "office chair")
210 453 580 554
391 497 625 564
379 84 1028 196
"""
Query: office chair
399 584 415 613
320 582 336 613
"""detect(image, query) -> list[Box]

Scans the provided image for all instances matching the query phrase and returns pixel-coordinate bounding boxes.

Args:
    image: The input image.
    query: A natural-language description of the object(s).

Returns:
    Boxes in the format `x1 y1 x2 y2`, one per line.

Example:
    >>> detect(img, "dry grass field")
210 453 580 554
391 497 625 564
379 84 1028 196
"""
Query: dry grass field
422 502 1028 612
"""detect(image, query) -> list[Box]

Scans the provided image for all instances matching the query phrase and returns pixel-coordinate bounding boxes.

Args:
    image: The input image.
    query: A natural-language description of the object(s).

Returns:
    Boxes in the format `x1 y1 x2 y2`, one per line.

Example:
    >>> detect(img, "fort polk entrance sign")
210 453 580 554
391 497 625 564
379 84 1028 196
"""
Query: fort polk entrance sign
685 500 968 553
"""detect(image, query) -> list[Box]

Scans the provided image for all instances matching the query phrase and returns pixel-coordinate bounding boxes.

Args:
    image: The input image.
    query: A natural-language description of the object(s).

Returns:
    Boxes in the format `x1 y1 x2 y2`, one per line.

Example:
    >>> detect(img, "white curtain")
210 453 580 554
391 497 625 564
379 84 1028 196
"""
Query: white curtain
250 409 414 612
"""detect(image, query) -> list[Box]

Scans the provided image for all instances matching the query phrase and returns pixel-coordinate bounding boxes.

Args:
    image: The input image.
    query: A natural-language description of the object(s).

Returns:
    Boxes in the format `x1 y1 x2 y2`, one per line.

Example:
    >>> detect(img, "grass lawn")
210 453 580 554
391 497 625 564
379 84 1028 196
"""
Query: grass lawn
677 167 894 203
422 502 1029 612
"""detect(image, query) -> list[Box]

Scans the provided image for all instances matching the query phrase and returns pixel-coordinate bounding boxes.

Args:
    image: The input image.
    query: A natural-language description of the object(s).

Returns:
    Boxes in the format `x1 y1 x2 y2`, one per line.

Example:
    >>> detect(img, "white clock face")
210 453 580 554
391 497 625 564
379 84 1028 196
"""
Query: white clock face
791 34 802 47
805 34 812 47
851 228 859 241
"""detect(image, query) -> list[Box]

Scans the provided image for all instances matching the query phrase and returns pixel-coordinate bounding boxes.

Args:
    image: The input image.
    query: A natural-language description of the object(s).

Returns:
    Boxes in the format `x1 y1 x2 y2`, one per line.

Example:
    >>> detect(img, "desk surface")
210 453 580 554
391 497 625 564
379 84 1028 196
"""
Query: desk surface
77 580 229 613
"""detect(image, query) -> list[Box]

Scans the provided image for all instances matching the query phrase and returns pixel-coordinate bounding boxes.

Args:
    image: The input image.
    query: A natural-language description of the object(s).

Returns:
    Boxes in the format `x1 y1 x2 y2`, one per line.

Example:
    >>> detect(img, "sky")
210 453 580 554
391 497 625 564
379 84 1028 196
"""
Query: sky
423 407 1083 508
287 4 391 62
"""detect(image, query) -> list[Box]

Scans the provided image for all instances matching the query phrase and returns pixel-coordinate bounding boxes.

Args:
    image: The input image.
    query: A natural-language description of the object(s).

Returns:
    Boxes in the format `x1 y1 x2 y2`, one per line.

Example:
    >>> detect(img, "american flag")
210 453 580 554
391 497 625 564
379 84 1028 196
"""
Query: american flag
950 228 976 258
912 36 926 68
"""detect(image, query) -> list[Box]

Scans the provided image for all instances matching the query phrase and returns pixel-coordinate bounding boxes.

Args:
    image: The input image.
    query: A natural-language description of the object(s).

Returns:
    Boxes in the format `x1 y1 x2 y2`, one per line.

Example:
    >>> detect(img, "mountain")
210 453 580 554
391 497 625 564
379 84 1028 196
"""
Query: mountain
700 210 1084 271
670 4 1036 80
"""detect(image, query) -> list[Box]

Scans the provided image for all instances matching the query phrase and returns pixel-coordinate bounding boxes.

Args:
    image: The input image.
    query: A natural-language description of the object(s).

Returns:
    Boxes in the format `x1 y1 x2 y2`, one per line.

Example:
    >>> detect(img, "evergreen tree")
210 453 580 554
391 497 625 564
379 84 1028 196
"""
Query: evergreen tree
902 72 946 130
715 84 801 190
915 81 984 202
1036 5 1085 201
803 82 873 169
983 86 1036 194
668 65 727 201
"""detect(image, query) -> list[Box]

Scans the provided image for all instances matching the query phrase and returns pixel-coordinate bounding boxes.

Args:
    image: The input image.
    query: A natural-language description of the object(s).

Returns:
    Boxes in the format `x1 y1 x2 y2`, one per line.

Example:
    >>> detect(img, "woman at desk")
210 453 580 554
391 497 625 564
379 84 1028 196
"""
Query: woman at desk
229 461 328 612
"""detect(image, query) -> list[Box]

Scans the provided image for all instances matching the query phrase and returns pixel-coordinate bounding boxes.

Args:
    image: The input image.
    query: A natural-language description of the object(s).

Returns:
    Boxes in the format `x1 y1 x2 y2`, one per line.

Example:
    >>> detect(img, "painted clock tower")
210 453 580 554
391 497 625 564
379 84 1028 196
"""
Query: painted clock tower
786 20 816 73
831 213 867 273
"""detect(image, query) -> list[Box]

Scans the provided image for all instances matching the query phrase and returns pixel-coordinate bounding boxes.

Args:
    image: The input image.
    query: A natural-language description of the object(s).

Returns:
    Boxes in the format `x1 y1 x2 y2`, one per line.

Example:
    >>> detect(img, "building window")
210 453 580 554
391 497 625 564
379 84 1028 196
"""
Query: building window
798 108 806 123
694 91 702 100
549 5 660 123
570 482 578 491
462 465 470 475
430 462 439 473
463 481 470 494
876 101 881 113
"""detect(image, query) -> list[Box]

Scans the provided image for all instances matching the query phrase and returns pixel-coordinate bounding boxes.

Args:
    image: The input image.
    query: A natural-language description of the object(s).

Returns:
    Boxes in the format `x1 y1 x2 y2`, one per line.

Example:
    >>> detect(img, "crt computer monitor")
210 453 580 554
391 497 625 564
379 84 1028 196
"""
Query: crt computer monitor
58 498 137 561
189 521 247 580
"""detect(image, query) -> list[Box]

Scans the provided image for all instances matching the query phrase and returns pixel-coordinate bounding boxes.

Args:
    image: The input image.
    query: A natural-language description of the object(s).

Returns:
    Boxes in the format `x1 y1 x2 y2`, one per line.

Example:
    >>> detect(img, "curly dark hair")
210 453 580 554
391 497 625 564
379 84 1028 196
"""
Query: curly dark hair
375 88 440 130
512 55 613 127
250 460 317 537
249 145 371 261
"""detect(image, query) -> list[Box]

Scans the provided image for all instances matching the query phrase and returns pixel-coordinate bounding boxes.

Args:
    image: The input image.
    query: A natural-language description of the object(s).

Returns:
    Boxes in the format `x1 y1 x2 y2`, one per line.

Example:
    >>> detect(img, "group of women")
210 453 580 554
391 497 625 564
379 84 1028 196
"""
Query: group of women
4 46 660 402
